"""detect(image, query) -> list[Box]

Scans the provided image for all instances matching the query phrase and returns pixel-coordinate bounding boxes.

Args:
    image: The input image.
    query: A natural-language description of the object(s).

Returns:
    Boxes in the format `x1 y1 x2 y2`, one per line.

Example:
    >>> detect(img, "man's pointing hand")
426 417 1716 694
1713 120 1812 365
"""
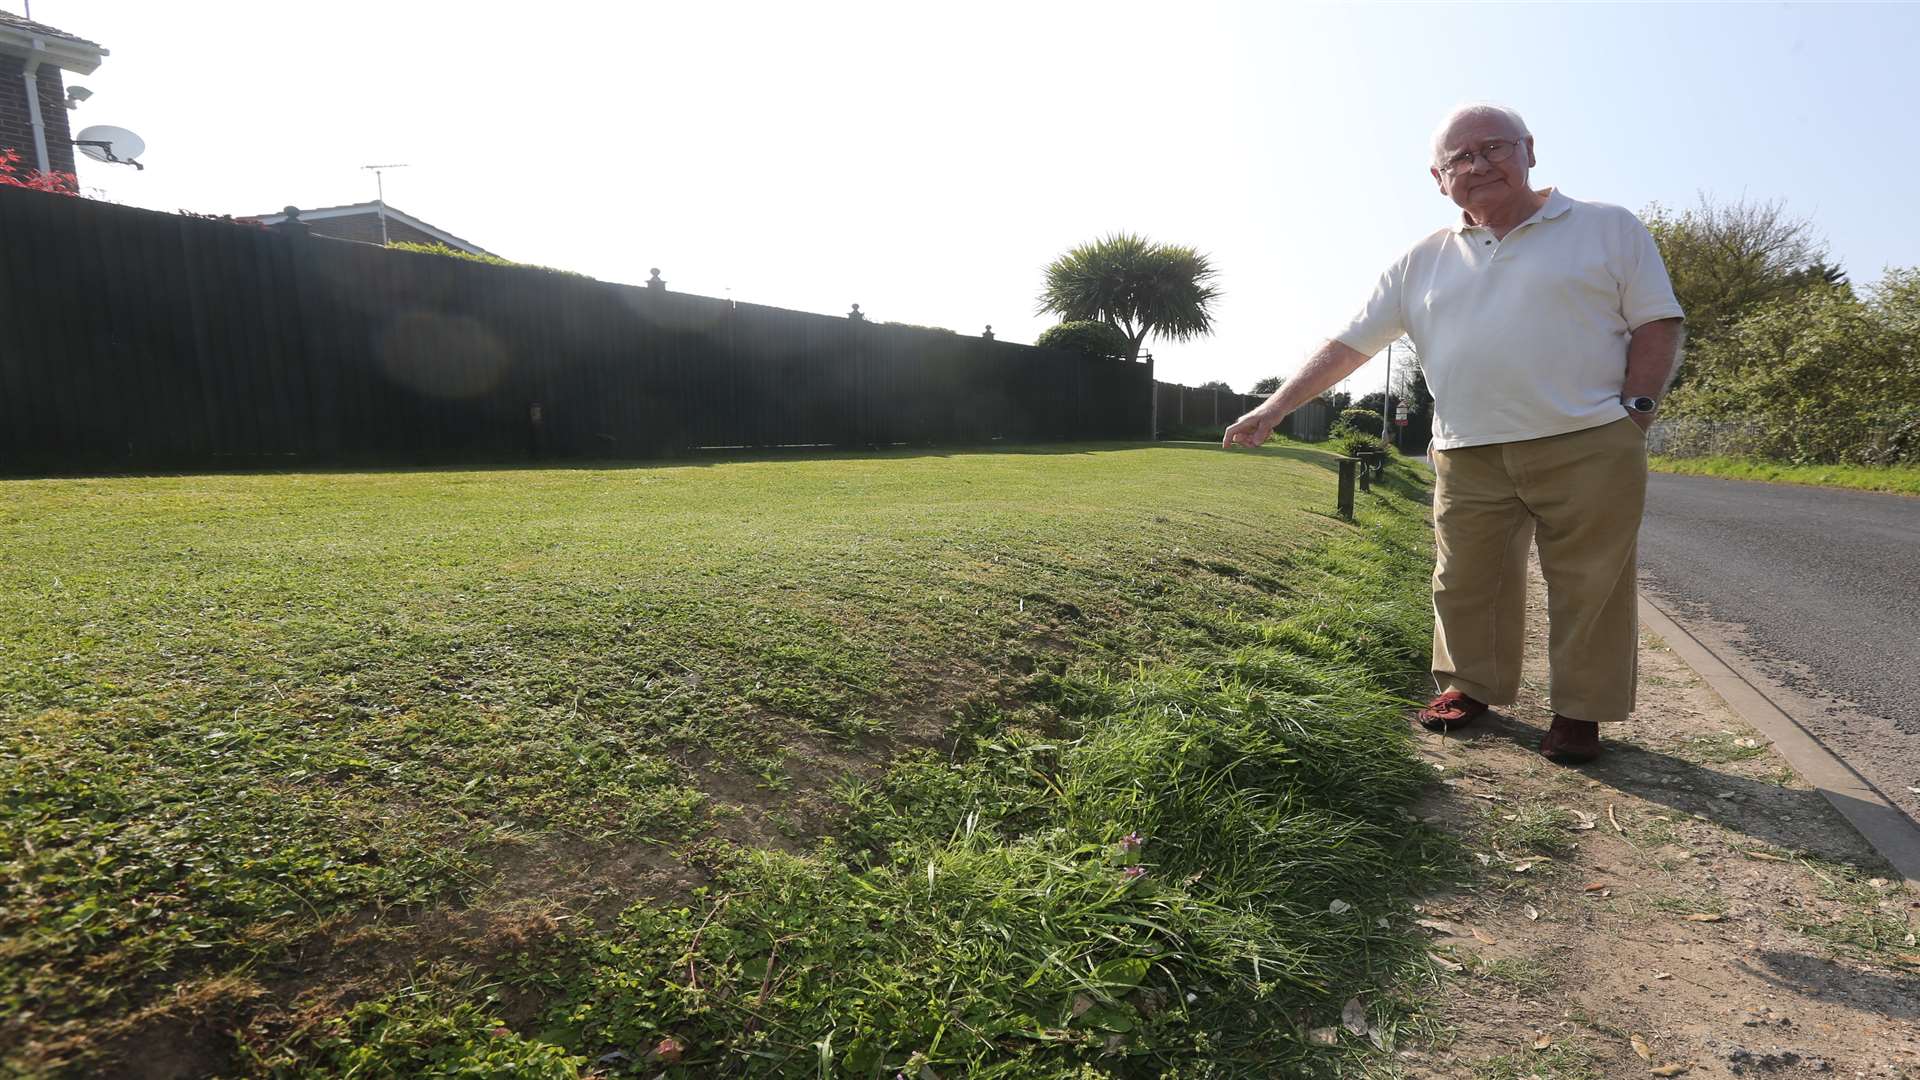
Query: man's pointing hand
1222 407 1281 450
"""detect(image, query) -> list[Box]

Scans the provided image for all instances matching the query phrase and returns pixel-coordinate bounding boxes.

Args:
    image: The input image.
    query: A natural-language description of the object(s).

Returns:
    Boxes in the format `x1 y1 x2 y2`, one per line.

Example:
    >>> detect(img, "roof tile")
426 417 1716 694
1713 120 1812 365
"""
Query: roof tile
0 10 102 48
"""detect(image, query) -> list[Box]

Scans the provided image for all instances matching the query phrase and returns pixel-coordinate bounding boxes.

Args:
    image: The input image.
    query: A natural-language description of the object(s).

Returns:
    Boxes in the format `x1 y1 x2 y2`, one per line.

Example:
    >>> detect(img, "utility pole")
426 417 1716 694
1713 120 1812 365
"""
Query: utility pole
361 163 409 246
1382 341 1394 449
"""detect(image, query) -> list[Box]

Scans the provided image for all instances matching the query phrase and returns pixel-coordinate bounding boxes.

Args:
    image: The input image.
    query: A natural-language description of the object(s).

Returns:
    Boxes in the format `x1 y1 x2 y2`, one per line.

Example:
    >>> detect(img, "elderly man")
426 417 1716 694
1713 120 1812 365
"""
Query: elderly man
1223 103 1684 764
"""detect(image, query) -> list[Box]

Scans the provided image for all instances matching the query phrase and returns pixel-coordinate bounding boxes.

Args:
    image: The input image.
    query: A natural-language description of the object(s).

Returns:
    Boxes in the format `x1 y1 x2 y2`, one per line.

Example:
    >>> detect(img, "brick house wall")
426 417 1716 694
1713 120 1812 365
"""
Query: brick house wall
0 53 75 175
302 211 452 248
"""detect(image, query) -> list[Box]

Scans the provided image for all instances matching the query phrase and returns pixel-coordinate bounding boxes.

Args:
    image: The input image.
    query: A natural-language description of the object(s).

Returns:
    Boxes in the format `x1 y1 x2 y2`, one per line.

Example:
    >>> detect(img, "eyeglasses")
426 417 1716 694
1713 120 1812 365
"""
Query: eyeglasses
1437 139 1521 178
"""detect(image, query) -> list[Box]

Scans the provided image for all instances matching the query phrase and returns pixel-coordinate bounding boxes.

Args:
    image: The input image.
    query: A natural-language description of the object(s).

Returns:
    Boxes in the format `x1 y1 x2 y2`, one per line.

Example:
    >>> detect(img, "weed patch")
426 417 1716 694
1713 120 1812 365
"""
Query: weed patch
525 493 1451 1076
1674 732 1770 764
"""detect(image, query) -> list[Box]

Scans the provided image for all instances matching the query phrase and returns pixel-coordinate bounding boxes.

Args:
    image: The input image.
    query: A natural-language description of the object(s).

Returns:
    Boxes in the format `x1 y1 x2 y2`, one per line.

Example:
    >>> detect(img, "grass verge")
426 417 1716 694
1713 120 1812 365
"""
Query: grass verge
3 445 1448 1077
1649 454 1920 495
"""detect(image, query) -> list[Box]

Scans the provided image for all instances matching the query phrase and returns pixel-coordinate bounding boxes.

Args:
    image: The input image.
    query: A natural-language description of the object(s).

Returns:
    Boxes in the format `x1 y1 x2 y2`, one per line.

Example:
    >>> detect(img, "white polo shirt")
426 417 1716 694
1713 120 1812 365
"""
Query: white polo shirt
1334 189 1684 450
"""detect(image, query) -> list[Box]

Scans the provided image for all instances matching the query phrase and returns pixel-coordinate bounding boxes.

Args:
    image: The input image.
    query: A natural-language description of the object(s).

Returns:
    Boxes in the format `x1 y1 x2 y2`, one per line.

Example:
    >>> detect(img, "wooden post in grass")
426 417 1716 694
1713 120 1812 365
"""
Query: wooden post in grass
1337 458 1357 520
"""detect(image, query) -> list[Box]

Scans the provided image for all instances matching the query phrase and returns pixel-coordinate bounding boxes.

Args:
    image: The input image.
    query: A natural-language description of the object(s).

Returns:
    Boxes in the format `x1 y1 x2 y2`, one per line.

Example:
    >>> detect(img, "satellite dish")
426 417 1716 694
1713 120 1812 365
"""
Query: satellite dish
74 125 146 169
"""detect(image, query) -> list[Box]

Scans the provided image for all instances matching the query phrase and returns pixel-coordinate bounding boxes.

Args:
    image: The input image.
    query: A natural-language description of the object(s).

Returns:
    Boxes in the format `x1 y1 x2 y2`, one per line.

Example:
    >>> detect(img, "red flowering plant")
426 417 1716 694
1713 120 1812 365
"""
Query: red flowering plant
0 147 80 195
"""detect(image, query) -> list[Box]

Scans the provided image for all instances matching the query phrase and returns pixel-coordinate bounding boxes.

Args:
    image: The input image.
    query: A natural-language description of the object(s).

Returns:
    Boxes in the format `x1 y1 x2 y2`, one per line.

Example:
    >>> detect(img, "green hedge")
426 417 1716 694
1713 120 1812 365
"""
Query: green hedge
1338 408 1383 436
387 241 591 279
1664 272 1920 465
1037 320 1129 361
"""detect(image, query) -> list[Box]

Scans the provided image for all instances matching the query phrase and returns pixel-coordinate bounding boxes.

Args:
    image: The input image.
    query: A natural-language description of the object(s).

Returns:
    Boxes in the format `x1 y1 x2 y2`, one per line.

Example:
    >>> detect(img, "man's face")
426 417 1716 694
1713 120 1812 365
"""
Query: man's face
1430 115 1536 217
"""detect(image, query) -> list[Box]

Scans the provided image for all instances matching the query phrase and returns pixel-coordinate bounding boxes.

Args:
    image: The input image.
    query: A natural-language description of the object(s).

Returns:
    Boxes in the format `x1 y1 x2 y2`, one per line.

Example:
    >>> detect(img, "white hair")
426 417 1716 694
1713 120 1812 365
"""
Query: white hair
1430 102 1531 164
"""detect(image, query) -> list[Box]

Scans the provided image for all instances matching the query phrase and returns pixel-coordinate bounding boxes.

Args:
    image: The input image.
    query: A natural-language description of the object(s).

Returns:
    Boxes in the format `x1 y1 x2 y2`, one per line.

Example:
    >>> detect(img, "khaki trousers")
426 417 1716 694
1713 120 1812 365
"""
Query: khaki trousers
1429 418 1647 723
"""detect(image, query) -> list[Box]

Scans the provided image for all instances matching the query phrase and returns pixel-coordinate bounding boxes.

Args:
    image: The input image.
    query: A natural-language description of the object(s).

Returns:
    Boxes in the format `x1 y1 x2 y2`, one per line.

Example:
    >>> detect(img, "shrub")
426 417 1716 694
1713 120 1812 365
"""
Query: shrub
0 147 77 195
1335 428 1387 458
1664 274 1919 465
1339 407 1384 436
1036 320 1129 361
387 240 590 279
880 321 958 334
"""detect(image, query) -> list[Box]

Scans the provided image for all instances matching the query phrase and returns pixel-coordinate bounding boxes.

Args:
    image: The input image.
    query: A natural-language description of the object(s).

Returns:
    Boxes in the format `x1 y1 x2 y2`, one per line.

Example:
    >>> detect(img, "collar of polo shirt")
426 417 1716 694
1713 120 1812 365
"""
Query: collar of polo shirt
1451 187 1573 234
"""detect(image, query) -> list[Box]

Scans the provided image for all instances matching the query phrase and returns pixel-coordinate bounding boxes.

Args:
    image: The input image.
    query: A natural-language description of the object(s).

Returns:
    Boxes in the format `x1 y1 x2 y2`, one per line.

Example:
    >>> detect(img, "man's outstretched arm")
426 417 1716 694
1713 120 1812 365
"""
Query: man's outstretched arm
1222 340 1372 449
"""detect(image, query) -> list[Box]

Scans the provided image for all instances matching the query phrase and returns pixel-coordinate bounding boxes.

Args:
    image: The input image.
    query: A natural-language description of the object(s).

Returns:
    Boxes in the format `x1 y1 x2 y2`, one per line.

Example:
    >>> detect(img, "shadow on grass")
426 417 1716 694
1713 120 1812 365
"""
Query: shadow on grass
2 439 1345 482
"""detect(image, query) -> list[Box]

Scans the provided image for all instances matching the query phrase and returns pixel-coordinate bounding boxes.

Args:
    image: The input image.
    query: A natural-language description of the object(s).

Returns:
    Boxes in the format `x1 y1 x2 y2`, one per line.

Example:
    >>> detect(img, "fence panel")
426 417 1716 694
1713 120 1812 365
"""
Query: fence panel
0 187 1169 473
1148 381 1332 443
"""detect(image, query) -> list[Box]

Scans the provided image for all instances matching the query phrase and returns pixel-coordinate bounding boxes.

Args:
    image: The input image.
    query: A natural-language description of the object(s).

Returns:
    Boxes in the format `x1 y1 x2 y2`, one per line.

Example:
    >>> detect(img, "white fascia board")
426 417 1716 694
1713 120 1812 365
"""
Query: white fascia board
254 204 498 258
0 29 106 74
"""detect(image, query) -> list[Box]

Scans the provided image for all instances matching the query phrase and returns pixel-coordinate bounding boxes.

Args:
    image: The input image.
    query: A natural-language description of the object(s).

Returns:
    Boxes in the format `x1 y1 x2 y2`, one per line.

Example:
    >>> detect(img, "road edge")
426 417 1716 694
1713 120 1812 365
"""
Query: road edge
1639 588 1920 886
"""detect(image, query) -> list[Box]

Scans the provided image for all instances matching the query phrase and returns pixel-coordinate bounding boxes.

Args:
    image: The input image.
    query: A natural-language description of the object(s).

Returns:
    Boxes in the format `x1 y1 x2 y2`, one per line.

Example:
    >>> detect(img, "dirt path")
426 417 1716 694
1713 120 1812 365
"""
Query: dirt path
1400 563 1920 1079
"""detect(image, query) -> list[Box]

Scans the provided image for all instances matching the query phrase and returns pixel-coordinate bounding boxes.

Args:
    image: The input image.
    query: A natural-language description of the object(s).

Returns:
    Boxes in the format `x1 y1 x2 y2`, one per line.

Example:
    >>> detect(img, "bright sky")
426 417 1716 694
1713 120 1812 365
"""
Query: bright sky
25 1 1919 397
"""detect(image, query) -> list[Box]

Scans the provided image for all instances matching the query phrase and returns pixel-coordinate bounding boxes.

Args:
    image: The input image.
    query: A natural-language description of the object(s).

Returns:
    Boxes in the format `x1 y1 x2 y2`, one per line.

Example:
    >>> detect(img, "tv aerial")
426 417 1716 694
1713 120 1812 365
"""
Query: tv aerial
362 163 409 244
73 125 145 170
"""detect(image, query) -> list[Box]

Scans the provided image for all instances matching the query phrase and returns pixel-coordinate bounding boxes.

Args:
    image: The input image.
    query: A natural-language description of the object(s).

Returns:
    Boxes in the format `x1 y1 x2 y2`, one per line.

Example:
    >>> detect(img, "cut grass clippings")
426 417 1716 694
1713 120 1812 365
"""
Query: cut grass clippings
1649 453 1920 496
3 443 1449 1077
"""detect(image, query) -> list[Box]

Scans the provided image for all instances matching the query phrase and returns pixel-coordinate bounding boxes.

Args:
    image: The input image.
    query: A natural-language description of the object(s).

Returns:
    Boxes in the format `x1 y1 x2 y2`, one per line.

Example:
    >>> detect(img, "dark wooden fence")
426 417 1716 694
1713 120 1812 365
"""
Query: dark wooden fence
0 187 1151 474
1154 381 1331 442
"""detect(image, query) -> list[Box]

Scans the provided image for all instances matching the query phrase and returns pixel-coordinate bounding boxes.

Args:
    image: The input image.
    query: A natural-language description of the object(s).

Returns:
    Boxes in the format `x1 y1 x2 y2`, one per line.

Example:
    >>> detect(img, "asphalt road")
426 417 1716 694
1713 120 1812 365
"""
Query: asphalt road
1638 473 1920 811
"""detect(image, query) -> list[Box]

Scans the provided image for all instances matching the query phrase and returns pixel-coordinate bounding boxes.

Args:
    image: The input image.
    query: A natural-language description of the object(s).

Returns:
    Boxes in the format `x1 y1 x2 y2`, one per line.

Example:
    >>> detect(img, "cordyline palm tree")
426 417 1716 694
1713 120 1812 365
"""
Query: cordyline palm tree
1037 233 1221 436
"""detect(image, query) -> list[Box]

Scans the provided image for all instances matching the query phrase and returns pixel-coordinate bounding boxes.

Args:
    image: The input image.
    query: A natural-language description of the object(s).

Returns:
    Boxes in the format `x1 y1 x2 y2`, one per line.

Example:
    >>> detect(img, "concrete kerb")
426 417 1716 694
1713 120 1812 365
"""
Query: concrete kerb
1638 589 1920 888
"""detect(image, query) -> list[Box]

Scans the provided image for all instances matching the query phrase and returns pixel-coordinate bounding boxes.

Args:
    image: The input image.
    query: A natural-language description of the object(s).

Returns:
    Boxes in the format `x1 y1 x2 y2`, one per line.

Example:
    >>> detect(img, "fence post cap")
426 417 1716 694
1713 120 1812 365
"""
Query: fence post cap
273 206 310 237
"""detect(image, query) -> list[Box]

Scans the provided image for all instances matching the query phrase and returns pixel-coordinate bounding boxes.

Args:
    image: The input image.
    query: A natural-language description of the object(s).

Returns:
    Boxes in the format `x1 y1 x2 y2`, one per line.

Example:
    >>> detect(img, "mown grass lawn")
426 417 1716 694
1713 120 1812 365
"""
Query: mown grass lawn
2 442 1451 1078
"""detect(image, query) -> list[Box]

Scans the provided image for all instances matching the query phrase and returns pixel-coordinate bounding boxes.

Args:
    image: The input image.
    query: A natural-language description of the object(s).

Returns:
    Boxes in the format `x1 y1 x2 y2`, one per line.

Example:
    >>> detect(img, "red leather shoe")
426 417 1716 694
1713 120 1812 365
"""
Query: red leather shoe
1540 715 1603 764
1417 691 1488 731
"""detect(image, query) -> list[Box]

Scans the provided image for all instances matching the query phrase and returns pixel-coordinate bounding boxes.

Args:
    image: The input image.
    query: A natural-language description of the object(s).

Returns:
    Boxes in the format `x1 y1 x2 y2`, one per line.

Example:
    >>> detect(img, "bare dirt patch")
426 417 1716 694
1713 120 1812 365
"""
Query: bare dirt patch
1400 564 1920 1078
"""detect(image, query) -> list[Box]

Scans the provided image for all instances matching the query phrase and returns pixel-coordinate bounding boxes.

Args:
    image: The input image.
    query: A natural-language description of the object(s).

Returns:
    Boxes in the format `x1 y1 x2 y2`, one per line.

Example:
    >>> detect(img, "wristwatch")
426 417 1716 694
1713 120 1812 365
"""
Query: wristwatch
1621 395 1658 414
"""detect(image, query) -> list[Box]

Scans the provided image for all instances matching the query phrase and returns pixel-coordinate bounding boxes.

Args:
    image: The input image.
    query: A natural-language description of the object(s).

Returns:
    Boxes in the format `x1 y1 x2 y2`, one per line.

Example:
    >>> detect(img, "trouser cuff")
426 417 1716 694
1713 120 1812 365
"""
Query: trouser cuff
1549 699 1630 724
1434 676 1514 707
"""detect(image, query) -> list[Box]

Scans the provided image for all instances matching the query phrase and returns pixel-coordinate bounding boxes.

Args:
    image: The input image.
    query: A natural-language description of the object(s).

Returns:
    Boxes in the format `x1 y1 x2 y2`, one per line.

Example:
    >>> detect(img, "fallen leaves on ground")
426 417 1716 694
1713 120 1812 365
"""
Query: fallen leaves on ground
1340 998 1369 1037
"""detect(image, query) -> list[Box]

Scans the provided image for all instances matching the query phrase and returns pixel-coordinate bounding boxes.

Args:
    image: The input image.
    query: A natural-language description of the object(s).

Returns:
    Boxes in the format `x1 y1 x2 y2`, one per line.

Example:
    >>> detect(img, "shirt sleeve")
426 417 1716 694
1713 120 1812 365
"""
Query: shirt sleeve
1333 254 1410 359
1617 213 1685 329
